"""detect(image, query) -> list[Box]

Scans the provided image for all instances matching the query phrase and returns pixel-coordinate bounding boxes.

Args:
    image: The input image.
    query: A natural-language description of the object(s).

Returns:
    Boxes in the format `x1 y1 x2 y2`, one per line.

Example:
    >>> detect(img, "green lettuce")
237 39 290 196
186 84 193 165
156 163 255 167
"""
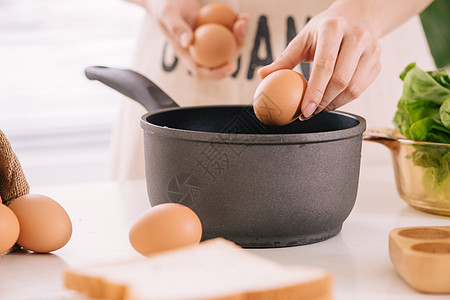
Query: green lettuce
393 63 450 142
393 63 450 201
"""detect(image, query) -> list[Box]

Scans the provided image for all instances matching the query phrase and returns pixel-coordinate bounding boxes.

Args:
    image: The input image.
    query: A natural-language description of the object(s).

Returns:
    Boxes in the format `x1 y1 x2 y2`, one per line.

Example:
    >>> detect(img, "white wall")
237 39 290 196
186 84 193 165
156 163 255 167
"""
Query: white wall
0 0 144 186
0 1 436 186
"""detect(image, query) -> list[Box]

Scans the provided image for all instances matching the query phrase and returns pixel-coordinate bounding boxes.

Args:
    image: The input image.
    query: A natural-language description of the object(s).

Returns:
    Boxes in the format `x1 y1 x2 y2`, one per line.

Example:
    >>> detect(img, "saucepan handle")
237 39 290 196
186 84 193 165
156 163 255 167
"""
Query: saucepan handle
85 66 179 112
363 128 401 152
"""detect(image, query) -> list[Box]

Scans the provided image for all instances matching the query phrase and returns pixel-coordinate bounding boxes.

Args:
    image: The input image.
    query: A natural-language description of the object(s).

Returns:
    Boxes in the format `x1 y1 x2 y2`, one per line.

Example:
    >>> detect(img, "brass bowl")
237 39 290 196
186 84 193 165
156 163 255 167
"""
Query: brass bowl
364 129 450 216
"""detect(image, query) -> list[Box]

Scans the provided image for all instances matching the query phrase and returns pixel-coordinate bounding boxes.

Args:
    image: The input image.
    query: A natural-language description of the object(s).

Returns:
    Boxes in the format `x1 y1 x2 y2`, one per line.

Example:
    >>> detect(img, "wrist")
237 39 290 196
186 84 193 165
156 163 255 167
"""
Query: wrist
328 0 434 39
327 0 381 38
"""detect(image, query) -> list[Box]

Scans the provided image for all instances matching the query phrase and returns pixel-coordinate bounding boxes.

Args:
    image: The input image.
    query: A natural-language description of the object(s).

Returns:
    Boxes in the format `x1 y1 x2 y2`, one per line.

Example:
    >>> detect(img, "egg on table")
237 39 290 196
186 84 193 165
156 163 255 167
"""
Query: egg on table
129 203 202 257
8 194 72 253
0 201 20 254
253 69 308 126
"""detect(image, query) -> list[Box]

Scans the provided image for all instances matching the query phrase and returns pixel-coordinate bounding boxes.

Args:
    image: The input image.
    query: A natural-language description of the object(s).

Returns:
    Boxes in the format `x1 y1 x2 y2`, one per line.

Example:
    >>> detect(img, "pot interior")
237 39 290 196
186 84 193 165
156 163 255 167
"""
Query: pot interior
146 105 360 135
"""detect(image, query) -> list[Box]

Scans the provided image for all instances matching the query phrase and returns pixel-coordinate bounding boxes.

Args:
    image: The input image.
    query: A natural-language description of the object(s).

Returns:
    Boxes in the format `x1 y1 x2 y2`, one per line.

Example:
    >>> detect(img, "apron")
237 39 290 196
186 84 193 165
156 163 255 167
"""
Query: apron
109 0 435 180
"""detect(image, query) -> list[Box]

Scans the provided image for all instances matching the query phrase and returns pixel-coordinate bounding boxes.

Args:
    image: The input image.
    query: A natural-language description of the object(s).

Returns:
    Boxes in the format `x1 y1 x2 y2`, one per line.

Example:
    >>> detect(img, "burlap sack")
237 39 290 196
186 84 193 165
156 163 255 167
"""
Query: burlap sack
0 130 29 206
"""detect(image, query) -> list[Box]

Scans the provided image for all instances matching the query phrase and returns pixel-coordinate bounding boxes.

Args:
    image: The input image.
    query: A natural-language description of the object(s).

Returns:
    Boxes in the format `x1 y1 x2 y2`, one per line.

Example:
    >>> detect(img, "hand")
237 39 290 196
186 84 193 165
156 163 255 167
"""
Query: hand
144 0 248 80
259 5 381 120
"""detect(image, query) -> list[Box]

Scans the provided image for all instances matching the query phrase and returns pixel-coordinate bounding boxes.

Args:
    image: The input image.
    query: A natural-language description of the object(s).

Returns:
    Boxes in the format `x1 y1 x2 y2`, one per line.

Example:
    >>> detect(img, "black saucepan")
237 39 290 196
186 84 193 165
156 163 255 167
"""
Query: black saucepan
85 66 366 248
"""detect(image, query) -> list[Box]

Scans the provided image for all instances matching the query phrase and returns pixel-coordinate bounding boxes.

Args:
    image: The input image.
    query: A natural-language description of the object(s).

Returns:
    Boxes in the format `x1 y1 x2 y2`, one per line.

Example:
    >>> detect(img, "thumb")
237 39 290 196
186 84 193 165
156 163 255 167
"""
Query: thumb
178 29 193 48
258 34 309 79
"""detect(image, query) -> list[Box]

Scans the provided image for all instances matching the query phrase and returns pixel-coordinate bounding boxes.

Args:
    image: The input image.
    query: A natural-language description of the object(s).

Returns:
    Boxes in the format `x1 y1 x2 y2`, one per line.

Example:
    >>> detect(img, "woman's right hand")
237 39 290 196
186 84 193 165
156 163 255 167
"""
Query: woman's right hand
138 0 248 80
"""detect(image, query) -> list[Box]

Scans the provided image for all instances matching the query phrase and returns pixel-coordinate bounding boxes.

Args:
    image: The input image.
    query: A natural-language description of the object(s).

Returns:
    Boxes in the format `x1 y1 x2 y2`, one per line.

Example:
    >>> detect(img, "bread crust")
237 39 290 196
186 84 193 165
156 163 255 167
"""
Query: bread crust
65 269 332 300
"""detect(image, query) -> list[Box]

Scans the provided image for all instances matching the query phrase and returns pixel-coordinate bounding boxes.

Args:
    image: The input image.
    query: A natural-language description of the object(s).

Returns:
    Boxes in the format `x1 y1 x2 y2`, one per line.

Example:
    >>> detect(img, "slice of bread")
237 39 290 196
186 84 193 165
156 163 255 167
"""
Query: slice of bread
64 238 332 300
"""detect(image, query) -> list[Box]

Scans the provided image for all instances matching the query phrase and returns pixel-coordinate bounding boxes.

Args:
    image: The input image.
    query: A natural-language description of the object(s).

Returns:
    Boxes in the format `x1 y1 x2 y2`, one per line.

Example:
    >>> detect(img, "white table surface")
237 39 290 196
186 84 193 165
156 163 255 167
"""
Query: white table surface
1 153 449 300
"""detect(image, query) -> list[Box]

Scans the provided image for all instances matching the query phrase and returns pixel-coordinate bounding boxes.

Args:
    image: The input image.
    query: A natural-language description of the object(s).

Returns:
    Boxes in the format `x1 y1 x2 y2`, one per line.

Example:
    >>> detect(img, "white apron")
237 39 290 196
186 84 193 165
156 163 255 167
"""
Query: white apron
109 0 435 180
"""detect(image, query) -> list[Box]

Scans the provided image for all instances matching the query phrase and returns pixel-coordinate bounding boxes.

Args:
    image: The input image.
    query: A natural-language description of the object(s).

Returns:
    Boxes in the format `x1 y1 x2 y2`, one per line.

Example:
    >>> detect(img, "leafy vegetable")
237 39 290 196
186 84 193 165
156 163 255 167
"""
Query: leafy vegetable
393 63 450 200
440 96 450 128
393 63 450 142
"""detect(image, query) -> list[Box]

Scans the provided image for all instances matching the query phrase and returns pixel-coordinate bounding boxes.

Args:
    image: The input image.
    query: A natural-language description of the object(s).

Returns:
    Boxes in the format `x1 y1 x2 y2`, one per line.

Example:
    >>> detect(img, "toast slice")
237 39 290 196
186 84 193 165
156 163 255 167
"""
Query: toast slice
65 238 332 300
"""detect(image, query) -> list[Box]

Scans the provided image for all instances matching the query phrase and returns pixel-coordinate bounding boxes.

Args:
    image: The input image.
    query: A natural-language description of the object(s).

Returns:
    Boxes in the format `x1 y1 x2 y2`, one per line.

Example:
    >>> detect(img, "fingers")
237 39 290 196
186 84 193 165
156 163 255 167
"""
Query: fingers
258 33 310 80
313 26 370 114
258 10 384 120
157 2 245 80
180 14 245 79
233 13 249 48
299 20 344 120
194 63 237 80
322 43 381 112
158 3 194 48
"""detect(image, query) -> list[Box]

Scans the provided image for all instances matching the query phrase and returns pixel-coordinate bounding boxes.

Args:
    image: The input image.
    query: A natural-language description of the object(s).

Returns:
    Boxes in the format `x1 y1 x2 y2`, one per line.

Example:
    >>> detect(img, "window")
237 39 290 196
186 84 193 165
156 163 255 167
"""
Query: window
0 0 144 186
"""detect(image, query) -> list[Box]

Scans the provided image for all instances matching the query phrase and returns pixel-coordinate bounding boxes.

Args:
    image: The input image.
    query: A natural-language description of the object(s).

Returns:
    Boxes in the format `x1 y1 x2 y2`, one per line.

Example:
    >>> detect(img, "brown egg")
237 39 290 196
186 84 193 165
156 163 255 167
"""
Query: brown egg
189 23 237 68
129 203 202 257
0 203 20 254
8 194 72 253
253 69 308 126
196 3 237 30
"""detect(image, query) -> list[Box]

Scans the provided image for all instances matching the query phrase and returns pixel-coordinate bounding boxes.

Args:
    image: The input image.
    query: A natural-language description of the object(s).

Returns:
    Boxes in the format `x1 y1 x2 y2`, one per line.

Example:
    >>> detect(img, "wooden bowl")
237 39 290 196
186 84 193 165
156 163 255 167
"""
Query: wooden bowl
389 226 450 293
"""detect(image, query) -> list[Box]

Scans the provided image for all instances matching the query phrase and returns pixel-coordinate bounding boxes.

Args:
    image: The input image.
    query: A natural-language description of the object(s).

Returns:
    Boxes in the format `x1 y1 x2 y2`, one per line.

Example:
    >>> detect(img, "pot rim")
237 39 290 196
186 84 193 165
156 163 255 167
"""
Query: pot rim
140 105 366 144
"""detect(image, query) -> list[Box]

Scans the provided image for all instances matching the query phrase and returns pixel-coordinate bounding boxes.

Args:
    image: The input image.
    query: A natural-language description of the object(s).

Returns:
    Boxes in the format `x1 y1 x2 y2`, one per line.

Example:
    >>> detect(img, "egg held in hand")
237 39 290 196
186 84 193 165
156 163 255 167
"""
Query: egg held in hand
253 69 308 126
0 202 20 254
129 203 202 257
195 2 237 30
8 194 72 253
189 23 237 69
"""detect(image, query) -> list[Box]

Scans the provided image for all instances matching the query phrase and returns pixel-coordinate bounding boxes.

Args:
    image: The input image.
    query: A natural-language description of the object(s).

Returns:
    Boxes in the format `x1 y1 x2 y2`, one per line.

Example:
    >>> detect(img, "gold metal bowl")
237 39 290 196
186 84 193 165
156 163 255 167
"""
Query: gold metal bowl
364 128 450 216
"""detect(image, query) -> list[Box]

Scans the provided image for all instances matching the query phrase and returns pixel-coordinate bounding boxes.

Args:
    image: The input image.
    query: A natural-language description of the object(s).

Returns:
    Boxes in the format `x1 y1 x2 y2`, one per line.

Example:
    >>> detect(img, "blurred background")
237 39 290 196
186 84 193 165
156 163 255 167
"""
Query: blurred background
0 0 144 186
0 0 447 188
